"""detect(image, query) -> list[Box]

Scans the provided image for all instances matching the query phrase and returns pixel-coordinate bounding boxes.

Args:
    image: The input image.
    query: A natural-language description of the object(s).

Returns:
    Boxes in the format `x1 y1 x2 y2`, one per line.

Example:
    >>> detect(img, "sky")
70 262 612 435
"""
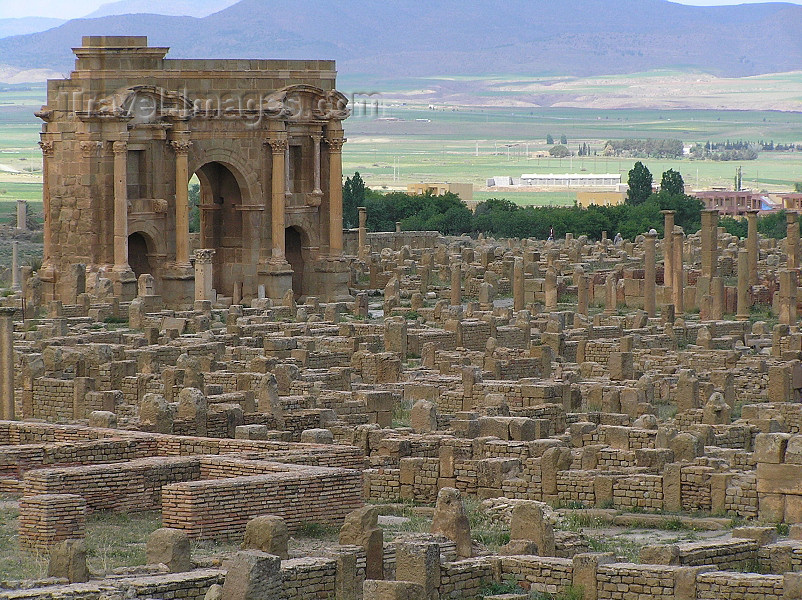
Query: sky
1 0 802 20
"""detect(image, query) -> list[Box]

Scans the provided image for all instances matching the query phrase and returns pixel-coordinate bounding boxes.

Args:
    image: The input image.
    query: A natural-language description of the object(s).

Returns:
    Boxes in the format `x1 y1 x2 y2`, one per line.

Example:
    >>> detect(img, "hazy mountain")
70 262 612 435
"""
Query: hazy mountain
0 17 64 39
84 0 238 19
1 0 802 81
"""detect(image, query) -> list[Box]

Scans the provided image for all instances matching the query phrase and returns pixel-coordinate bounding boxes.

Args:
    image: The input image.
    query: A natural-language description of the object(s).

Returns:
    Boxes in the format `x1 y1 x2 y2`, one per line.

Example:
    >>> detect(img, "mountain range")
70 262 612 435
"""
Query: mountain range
1 0 802 82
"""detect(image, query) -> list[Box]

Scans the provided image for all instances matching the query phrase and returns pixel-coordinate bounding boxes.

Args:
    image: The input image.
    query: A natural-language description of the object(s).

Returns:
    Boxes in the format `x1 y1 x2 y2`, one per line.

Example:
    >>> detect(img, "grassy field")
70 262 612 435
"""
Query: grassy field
2 78 802 211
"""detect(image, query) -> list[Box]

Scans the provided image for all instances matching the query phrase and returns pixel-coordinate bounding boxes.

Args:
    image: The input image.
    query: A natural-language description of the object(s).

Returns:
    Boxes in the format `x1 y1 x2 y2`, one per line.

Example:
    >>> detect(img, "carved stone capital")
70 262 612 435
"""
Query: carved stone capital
79 141 102 158
38 140 55 157
325 137 346 152
112 141 128 155
265 137 288 153
169 139 193 154
310 133 323 143
193 248 216 264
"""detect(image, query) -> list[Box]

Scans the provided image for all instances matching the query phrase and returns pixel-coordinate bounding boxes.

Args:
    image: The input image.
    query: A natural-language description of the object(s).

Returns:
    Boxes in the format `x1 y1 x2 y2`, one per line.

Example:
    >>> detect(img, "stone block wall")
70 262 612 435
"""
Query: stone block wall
17 493 86 551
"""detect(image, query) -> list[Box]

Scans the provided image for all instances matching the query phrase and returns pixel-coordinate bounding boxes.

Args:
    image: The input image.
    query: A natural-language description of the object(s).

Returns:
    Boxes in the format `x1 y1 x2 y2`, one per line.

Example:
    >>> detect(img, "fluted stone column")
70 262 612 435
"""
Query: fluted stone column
0 307 15 420
170 137 192 266
747 210 759 285
673 228 684 314
38 139 54 265
194 249 216 302
112 140 130 272
662 210 675 302
267 137 288 263
737 248 750 320
644 231 657 317
326 136 346 256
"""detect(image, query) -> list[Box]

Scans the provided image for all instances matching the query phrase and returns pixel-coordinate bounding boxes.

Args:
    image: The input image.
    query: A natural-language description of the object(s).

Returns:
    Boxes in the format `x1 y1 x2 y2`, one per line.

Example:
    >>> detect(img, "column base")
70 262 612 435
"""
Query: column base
161 264 195 310
108 269 137 302
310 257 353 303
259 261 293 301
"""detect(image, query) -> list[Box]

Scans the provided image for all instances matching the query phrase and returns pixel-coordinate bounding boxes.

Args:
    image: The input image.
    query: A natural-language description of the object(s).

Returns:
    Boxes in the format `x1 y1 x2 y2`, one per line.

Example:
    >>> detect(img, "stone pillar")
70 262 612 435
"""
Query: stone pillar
326 136 346 257
604 272 616 315
396 221 402 233
311 134 323 196
194 249 216 302
170 136 192 266
662 210 675 302
267 137 288 263
451 262 462 306
11 241 20 291
545 266 558 311
513 257 525 311
16 199 26 231
737 248 750 320
577 273 588 316
358 207 367 259
0 307 14 420
644 231 657 317
112 140 130 272
673 228 684 314
284 143 291 198
701 210 719 278
779 269 797 326
788 211 799 270
747 209 759 285
38 138 54 265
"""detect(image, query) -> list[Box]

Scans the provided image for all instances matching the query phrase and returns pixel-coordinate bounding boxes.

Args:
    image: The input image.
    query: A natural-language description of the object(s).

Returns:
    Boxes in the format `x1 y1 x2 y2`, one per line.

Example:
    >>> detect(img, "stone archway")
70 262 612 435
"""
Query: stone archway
128 232 153 280
285 226 304 299
195 161 245 297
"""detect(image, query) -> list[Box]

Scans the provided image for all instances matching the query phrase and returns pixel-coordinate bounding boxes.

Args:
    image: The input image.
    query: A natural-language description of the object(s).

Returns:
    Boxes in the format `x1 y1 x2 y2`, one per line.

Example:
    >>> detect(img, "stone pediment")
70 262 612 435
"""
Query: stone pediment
263 85 350 122
81 85 194 123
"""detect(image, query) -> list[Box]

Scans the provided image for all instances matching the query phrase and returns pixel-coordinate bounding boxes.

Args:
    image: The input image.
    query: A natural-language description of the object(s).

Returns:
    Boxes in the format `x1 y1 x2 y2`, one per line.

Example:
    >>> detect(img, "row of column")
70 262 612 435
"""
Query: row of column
266 133 345 264
106 130 346 274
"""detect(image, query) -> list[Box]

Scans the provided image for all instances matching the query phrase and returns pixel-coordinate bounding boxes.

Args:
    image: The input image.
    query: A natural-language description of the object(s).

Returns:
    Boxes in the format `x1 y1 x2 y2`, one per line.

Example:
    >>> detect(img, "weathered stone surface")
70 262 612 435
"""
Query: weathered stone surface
242 516 288 560
430 487 471 558
146 527 191 573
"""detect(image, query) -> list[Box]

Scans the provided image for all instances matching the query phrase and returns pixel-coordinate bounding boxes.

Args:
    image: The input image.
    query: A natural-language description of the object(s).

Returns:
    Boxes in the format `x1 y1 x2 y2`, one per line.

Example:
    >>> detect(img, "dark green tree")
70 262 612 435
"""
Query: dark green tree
660 169 685 196
546 134 554 145
188 182 200 233
627 161 653 205
342 172 366 229
549 144 570 158
560 134 568 145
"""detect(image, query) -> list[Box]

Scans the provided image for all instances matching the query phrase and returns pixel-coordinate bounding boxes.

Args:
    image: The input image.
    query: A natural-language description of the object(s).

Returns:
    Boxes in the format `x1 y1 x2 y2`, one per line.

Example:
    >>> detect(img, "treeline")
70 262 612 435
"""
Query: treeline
720 210 802 240
759 141 799 152
689 140 758 161
602 138 683 158
343 172 703 241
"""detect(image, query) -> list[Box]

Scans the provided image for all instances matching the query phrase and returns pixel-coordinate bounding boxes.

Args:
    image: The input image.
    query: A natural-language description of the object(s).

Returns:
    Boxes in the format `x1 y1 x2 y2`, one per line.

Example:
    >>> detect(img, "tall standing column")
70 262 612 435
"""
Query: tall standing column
701 210 719 278
513 256 525 312
747 210 759 285
112 140 130 272
787 212 799 270
16 200 27 231
38 139 54 265
662 210 675 303
358 207 368 259
736 248 750 320
11 241 20 291
450 262 462 306
311 134 323 196
673 228 684 314
644 231 657 317
0 307 15 420
267 137 288 263
170 137 192 266
326 136 346 257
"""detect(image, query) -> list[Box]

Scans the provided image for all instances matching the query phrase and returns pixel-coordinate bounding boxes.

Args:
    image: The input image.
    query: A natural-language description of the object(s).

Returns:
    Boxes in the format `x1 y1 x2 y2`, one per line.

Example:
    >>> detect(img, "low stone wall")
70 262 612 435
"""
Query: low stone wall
18 494 86 551
695 571 784 600
161 464 362 540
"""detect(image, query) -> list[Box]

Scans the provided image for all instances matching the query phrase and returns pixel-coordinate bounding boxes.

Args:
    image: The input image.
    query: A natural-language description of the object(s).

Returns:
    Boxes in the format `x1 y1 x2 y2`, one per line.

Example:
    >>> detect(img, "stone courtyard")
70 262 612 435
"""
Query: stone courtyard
4 32 802 600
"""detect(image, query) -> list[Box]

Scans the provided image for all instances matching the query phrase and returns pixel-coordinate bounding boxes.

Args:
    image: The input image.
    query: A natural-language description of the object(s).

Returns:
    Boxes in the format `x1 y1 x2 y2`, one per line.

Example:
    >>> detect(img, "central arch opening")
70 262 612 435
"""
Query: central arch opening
194 162 244 297
285 226 304 299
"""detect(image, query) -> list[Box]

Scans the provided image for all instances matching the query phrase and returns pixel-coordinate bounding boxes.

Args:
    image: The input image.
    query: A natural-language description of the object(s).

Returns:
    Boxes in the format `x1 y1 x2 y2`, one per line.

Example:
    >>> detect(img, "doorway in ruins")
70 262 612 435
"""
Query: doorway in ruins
285 226 304 299
128 232 153 280
194 162 244 298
